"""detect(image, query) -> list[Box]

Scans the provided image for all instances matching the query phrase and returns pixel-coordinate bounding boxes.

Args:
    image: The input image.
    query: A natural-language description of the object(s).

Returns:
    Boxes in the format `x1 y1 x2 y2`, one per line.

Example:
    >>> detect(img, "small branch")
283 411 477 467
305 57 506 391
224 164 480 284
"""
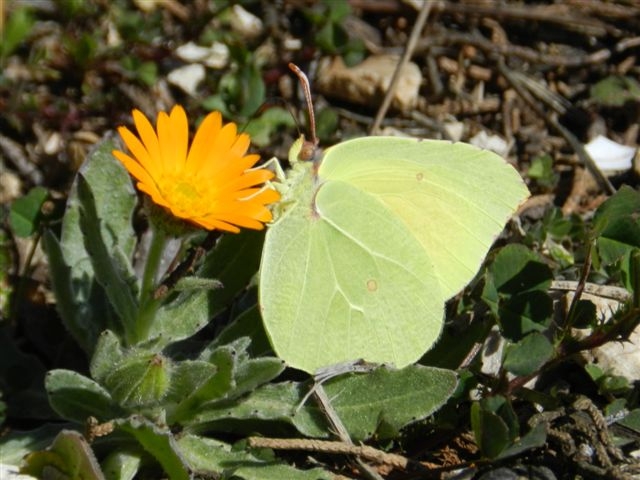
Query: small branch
497 60 615 195
247 437 411 470
369 0 433 134
312 384 384 480
549 281 631 303
416 31 611 68
565 243 593 330
428 1 623 37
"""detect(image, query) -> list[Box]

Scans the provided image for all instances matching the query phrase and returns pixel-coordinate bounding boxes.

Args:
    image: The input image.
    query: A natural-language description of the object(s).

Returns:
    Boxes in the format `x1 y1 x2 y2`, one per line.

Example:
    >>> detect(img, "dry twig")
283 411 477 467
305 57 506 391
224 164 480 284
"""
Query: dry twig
247 437 411 470
369 0 433 134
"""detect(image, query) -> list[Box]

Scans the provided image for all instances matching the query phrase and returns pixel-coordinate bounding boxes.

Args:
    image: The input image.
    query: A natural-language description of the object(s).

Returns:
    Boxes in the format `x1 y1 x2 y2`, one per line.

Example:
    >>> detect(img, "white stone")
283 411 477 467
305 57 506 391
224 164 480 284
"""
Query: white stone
230 5 263 38
175 41 229 69
316 55 422 112
585 135 636 173
167 64 205 96
469 130 512 157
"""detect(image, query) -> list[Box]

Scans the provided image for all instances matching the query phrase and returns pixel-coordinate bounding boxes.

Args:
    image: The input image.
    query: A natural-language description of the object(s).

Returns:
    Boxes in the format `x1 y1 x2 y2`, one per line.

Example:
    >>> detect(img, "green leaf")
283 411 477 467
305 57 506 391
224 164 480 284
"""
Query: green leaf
597 374 630 396
618 408 640 434
243 107 296 148
47 137 137 351
1 7 35 58
177 434 332 480
45 370 119 423
104 353 172 409
42 230 95 350
420 317 491 369
61 136 137 287
590 75 640 107
317 365 457 441
169 348 235 424
149 230 265 350
503 332 554 377
191 365 457 440
545 237 575 269
90 330 125 384
136 61 157 87
238 63 266 118
593 186 640 290
164 360 218 405
101 450 142 480
315 107 339 143
208 305 274 358
471 395 528 460
496 421 547 460
116 416 190 480
199 229 265 315
485 244 553 295
9 187 48 237
184 381 326 437
192 368 456 440
482 395 519 441
471 401 510 459
584 363 604 382
570 299 597 328
21 430 105 480
594 185 640 248
483 245 553 341
327 0 351 22
148 290 210 348
0 424 62 466
496 291 553 341
527 154 556 188
232 357 286 400
77 175 139 331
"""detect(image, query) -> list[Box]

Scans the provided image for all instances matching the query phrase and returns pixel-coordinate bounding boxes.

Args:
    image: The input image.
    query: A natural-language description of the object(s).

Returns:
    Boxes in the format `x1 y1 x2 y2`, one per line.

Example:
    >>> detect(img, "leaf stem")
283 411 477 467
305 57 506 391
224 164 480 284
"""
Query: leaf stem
134 226 168 343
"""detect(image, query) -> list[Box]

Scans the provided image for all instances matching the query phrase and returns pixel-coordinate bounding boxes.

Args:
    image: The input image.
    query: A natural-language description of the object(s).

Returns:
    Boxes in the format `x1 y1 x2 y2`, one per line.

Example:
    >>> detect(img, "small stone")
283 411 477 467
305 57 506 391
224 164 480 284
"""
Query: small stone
316 55 422 112
0 170 22 204
469 130 512 157
175 41 229 69
229 5 263 39
585 135 635 174
167 64 205 96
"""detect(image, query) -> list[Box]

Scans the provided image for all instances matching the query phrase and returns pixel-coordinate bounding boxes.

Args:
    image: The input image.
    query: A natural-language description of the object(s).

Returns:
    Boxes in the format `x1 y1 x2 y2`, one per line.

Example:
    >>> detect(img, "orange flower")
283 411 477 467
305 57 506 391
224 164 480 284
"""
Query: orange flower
113 105 280 233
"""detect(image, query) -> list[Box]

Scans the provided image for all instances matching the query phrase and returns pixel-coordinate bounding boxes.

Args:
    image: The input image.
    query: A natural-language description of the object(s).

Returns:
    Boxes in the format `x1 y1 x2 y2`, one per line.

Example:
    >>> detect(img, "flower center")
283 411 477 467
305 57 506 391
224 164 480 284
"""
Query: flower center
160 176 207 216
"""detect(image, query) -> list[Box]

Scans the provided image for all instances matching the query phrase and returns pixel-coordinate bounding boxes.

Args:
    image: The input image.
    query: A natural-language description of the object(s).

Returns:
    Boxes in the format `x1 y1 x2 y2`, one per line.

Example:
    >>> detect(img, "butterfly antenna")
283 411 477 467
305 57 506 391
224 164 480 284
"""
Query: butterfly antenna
288 63 319 161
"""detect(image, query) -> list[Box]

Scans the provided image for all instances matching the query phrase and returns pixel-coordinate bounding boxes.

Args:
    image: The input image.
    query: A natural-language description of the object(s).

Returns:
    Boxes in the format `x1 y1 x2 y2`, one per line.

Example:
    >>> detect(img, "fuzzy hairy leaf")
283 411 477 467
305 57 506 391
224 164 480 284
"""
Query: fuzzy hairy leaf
177 434 331 480
311 365 458 441
45 369 119 423
116 416 189 480
45 137 136 352
21 430 105 480
104 353 172 409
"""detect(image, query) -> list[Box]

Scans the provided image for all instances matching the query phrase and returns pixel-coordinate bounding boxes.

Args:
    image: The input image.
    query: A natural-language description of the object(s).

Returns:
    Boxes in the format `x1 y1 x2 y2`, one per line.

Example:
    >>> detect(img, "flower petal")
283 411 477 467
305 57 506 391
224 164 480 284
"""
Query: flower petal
112 150 156 187
168 105 189 172
116 127 160 179
132 109 163 172
115 106 280 233
217 169 275 195
186 110 222 171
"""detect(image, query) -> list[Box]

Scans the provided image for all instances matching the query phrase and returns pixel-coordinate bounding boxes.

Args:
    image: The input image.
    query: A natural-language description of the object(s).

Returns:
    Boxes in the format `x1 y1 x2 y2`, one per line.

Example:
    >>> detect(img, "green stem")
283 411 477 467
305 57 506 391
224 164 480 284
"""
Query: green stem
133 226 168 343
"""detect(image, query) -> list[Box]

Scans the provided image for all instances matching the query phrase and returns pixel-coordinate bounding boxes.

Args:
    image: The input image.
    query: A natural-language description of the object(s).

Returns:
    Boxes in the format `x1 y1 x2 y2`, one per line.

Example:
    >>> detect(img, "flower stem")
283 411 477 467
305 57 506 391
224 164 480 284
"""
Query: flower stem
133 226 168 344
